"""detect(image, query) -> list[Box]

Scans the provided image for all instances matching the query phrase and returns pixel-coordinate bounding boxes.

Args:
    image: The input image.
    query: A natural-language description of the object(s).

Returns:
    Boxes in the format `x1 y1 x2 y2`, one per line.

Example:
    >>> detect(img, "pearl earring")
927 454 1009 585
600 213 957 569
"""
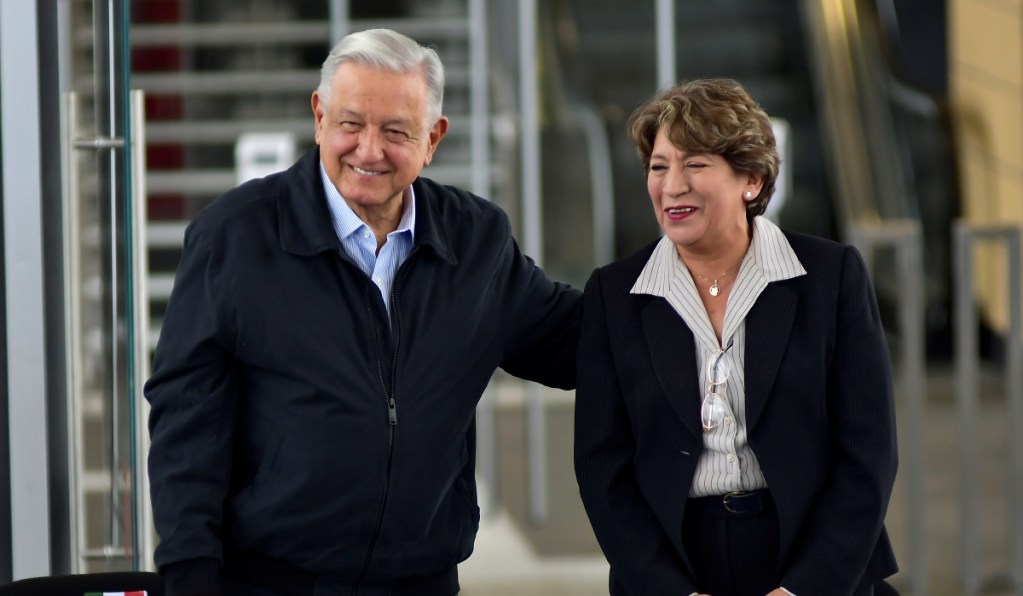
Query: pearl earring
744 191 753 200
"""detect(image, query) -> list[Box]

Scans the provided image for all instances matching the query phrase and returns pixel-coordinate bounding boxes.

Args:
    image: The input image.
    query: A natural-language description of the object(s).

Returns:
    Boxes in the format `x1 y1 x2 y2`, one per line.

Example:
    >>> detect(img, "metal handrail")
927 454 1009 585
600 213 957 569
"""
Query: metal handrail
800 0 881 232
575 105 616 267
800 1 931 591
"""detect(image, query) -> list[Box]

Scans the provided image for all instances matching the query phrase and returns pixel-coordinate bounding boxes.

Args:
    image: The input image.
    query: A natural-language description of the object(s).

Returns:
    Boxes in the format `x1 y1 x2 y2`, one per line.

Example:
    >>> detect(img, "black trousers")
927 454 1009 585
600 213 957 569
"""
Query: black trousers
682 491 884 596
683 490 782 596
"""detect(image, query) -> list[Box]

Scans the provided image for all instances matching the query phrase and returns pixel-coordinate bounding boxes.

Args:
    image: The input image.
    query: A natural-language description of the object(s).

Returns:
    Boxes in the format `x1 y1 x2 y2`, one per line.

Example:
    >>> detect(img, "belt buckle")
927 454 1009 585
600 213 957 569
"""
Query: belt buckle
723 490 751 513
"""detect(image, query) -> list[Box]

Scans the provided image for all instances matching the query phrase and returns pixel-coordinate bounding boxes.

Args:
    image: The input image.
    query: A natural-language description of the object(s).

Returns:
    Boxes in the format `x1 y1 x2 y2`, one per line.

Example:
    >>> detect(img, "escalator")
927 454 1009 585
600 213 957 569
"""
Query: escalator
557 0 835 254
551 0 959 360
801 0 960 361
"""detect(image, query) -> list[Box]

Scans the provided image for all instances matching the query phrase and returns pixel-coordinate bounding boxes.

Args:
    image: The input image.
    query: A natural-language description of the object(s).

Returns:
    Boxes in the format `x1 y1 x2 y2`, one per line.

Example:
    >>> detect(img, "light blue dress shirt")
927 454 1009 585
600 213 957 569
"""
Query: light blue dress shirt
319 163 415 316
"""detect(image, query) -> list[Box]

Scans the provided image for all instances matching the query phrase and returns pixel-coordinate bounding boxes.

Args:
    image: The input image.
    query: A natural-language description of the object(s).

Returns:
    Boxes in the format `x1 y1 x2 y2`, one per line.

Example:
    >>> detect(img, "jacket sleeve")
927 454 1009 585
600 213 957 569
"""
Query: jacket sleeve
144 220 238 595
573 268 698 594
779 246 899 593
497 218 582 390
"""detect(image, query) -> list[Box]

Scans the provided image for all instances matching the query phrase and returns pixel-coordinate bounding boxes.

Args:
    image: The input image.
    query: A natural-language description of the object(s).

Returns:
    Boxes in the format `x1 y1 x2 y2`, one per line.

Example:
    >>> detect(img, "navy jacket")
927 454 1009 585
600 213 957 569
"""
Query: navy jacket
145 147 581 594
574 233 898 595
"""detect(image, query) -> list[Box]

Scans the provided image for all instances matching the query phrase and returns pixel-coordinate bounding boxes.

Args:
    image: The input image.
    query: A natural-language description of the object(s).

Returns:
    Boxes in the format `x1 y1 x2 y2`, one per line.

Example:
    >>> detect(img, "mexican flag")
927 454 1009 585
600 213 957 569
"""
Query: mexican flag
83 592 147 596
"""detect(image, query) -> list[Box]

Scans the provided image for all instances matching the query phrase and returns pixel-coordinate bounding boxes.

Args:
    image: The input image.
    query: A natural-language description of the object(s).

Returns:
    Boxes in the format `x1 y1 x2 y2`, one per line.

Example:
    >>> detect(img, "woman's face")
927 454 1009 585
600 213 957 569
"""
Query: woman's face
646 126 761 256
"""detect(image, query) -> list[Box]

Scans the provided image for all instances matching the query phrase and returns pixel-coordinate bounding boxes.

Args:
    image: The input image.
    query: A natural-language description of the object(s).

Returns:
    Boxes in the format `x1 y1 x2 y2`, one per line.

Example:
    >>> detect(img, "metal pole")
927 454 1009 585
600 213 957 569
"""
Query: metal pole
476 384 499 516
469 0 490 199
468 0 499 517
62 91 90 574
328 0 349 46
2 0 52 579
655 0 676 89
897 226 927 595
953 223 1023 593
850 220 927 594
128 89 155 570
1004 230 1023 591
518 0 547 523
954 223 980 595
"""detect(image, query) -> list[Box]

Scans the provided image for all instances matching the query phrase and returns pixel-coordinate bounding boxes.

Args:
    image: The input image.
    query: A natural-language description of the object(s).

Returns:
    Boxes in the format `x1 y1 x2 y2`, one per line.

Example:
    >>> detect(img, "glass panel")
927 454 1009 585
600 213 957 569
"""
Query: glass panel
61 0 142 572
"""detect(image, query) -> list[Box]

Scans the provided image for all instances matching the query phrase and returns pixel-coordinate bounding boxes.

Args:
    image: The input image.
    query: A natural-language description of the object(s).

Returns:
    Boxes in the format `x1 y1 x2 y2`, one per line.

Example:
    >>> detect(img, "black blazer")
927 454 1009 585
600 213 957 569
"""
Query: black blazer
574 231 898 595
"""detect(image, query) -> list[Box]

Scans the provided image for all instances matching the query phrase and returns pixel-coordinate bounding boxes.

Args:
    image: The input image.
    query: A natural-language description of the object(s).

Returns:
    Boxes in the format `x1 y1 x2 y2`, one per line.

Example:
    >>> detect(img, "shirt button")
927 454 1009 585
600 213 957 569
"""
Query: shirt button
727 454 736 463
724 417 733 426
374 277 383 285
363 231 371 239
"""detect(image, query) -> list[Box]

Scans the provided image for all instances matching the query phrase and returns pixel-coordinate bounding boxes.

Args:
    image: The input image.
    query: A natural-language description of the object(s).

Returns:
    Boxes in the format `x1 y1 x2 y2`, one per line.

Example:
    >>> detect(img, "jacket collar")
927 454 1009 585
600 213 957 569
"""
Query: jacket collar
640 282 796 439
277 147 456 264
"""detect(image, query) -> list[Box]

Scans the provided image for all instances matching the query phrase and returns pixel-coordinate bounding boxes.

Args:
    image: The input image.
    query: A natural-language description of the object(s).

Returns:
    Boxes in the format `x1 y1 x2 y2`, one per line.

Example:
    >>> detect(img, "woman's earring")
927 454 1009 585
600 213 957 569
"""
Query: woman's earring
744 190 753 200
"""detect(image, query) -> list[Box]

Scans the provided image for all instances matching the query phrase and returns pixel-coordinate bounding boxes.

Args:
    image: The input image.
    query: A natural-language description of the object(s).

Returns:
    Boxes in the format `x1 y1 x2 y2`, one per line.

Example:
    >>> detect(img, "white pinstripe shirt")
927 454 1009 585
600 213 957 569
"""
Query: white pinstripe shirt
320 163 415 317
630 216 806 497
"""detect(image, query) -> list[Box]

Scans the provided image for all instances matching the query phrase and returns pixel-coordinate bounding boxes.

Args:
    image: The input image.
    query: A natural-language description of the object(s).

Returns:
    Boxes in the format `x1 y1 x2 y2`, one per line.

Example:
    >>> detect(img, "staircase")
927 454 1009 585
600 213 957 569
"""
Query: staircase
131 0 494 353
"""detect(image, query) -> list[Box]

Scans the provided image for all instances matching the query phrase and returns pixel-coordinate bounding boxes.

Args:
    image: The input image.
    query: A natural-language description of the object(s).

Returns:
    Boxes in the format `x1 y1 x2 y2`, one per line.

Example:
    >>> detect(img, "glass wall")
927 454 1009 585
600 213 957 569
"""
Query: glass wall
58 0 151 573
1 0 149 579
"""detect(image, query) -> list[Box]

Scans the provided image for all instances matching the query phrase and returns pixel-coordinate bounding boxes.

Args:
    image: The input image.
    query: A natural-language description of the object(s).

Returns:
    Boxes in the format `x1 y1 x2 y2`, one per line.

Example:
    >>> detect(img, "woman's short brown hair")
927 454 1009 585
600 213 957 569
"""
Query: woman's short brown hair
627 78 779 220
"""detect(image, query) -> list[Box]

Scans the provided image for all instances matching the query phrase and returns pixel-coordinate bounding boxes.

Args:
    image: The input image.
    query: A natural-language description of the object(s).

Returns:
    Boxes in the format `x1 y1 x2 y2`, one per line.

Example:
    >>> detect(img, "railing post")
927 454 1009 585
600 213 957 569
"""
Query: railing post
953 221 1023 595
328 0 349 44
2 0 51 579
655 0 675 89
518 0 548 524
849 219 927 595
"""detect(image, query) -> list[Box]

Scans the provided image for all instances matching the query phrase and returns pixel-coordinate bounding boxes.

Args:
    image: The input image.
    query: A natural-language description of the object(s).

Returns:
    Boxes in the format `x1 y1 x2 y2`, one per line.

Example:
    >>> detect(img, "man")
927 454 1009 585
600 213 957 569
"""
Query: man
145 28 580 596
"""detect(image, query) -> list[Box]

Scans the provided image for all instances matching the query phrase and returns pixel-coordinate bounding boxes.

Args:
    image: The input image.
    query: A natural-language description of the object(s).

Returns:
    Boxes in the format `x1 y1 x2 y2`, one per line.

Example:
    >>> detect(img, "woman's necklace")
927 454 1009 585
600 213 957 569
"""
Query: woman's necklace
691 260 743 297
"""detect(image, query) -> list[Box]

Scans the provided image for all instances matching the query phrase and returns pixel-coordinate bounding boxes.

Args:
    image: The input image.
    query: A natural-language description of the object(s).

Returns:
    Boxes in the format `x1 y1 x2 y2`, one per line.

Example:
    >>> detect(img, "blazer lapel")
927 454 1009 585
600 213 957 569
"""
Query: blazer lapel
743 282 798 430
641 298 703 438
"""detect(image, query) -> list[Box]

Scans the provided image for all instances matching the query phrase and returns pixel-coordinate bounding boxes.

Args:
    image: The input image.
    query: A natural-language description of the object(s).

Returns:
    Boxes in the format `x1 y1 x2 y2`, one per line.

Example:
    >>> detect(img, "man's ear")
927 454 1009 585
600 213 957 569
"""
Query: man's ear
311 92 324 145
424 116 450 166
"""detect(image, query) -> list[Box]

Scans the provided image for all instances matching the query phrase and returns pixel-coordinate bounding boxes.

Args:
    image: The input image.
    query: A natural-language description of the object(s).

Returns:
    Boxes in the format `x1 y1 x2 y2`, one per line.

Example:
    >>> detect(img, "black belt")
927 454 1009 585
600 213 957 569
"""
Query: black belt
687 489 772 516
223 550 459 596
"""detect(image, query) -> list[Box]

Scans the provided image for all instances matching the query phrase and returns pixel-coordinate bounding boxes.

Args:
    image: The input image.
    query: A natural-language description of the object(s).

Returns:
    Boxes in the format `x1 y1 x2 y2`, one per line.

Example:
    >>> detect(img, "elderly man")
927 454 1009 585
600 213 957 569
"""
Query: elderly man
145 28 580 596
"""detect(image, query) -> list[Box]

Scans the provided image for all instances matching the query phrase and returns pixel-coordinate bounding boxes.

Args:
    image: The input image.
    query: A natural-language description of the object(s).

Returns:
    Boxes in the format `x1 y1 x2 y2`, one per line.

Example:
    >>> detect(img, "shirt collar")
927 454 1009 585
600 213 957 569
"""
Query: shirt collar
748 215 806 282
631 216 806 297
319 162 416 242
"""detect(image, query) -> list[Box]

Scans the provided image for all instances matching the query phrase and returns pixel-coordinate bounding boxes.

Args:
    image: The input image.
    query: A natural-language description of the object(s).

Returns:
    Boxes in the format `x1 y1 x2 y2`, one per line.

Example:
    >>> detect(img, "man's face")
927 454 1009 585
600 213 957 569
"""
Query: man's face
312 62 448 222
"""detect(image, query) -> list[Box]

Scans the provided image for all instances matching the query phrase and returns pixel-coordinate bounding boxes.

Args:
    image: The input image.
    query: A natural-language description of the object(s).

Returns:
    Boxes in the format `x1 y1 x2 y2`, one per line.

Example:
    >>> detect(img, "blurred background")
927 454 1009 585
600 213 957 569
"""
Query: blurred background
1 0 1022 594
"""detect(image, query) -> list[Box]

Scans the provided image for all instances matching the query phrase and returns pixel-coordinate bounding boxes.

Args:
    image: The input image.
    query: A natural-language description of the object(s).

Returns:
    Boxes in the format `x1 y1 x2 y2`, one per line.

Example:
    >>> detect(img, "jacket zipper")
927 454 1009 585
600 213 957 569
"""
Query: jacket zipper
353 254 409 594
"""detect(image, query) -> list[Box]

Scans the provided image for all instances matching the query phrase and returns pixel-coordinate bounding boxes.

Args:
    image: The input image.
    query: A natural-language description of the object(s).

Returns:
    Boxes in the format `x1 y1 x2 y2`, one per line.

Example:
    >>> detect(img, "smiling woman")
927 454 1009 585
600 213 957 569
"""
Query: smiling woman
574 78 899 596
644 138 758 275
626 80 778 340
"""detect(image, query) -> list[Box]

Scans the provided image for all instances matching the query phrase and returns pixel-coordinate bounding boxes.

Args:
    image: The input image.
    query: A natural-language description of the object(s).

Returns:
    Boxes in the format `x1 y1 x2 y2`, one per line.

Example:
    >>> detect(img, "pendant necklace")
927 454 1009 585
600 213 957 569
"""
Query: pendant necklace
692 260 742 297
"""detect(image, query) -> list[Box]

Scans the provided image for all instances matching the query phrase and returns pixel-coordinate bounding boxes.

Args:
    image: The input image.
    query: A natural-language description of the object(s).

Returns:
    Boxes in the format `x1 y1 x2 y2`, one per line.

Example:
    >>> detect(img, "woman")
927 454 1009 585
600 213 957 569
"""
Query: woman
574 79 898 595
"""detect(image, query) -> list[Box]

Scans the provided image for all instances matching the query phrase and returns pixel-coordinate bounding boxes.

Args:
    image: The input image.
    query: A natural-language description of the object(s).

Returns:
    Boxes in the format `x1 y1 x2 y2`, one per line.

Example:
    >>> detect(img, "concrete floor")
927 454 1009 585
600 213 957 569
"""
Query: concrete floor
458 367 1021 595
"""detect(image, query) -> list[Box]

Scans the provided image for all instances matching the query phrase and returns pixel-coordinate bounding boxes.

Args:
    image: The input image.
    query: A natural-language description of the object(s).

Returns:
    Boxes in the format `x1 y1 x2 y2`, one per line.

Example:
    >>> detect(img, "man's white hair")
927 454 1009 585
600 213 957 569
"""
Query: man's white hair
317 28 445 127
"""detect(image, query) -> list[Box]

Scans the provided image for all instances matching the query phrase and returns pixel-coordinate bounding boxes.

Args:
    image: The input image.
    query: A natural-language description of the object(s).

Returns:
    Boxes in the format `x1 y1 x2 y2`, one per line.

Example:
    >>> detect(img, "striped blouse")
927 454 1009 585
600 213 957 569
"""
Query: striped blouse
630 216 806 497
